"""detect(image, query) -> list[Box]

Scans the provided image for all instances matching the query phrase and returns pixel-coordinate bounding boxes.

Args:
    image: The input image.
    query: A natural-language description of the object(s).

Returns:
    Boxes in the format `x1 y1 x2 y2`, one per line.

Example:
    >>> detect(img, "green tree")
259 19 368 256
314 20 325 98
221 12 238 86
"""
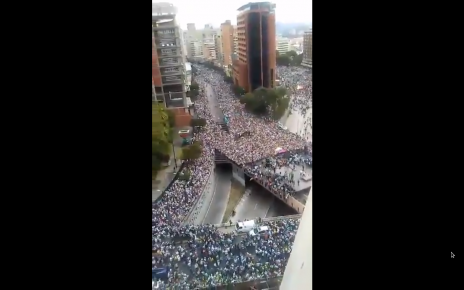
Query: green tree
190 81 199 91
152 103 171 177
292 53 303 66
178 169 191 181
224 75 233 84
232 85 246 96
239 87 289 120
277 55 291 66
180 141 202 162
286 50 298 58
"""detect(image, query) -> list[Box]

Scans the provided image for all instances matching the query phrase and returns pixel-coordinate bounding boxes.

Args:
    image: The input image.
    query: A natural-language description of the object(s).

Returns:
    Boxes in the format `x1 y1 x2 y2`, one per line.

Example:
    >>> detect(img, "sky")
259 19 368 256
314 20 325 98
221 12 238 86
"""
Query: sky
153 0 312 29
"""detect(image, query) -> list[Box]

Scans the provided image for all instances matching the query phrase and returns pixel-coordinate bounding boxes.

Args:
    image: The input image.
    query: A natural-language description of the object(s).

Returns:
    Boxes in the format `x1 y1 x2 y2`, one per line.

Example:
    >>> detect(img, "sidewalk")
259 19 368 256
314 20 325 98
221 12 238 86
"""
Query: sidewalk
152 126 194 202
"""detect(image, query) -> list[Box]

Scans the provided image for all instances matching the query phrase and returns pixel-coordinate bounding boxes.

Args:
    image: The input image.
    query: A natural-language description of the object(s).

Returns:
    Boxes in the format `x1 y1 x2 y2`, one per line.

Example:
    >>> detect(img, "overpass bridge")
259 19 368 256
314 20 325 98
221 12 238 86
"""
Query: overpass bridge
213 151 306 214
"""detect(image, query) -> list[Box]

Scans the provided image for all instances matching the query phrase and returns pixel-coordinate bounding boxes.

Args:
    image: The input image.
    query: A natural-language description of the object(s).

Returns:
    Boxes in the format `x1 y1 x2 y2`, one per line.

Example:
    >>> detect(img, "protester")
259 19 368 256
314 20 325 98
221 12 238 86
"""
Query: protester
152 218 301 288
152 64 311 288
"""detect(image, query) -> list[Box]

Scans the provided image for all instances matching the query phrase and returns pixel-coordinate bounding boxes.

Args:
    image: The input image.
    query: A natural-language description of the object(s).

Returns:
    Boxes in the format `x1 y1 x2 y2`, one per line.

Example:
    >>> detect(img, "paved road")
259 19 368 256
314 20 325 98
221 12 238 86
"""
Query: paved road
231 185 274 222
281 102 312 142
205 85 225 123
266 198 298 217
202 168 231 224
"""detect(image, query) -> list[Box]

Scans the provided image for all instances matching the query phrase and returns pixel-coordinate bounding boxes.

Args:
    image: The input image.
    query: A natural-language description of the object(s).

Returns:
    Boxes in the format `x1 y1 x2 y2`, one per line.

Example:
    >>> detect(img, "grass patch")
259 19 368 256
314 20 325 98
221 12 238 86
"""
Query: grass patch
222 180 245 223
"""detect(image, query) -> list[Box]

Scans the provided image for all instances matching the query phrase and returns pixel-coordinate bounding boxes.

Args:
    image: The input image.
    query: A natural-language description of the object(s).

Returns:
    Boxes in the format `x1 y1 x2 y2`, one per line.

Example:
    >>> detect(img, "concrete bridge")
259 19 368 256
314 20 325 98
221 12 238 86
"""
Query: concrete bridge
214 152 305 214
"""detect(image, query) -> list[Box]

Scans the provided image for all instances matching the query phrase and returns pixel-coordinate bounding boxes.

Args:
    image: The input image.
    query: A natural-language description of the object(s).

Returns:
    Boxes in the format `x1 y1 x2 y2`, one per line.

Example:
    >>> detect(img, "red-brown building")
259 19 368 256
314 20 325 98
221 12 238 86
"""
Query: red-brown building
233 2 276 93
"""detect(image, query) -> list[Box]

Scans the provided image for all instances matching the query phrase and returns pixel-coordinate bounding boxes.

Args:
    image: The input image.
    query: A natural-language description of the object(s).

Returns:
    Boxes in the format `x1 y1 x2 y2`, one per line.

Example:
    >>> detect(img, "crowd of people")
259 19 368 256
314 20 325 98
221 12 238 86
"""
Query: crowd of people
243 152 312 200
194 68 310 165
277 66 312 116
152 218 300 289
152 64 312 288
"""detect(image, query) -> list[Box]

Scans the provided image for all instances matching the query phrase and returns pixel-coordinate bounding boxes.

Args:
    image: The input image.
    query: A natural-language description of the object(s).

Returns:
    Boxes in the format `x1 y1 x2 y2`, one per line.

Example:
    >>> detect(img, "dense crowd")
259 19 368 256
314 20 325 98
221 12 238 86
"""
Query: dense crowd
152 65 311 289
277 66 312 116
194 68 309 165
153 218 300 289
244 152 312 200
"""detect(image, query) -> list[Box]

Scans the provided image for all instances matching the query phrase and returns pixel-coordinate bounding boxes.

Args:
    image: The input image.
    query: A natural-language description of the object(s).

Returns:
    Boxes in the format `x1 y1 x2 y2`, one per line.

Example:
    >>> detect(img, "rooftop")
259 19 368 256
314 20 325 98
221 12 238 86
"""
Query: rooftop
237 2 276 12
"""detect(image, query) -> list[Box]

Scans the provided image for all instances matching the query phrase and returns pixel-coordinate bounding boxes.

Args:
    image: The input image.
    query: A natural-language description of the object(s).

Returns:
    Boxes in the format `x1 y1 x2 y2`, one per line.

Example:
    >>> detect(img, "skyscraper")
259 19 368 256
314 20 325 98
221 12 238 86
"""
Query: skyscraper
220 20 235 67
233 2 276 92
301 30 312 68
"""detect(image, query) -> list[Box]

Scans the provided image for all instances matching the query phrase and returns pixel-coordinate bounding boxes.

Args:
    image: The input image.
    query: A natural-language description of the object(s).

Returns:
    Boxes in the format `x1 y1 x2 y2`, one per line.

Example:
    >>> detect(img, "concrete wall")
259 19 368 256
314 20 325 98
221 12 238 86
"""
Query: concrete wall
232 163 245 186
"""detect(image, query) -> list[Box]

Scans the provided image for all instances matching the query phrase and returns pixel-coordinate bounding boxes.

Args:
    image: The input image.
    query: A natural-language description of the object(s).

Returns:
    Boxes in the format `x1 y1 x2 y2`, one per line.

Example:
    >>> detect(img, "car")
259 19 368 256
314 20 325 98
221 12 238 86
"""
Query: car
235 220 256 233
278 122 287 130
249 226 270 236
178 129 190 138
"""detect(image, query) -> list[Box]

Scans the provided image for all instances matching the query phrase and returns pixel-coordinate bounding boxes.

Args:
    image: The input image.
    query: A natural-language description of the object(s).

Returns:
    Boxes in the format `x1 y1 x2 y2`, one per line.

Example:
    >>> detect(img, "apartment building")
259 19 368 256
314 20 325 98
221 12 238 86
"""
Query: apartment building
220 20 235 67
233 2 276 92
277 37 290 55
233 25 238 54
152 2 186 107
301 30 312 68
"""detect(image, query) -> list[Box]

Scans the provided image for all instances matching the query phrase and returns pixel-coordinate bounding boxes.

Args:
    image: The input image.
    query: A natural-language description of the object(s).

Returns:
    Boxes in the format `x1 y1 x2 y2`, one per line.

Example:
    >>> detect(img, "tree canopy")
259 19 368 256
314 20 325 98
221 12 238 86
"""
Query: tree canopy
239 87 289 120
187 81 200 100
276 50 304 66
152 103 172 175
180 141 203 161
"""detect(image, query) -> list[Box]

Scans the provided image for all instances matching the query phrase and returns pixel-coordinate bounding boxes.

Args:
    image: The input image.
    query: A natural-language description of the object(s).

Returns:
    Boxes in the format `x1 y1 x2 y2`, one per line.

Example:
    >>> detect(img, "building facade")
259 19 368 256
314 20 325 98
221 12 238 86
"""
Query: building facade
302 30 312 68
276 37 290 55
220 20 235 67
152 2 186 107
233 2 276 92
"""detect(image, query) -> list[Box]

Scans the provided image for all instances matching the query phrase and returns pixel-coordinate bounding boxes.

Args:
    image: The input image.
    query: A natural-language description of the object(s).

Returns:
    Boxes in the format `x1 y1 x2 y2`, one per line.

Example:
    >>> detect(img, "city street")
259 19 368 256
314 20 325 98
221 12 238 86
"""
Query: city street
202 167 231 224
231 185 274 222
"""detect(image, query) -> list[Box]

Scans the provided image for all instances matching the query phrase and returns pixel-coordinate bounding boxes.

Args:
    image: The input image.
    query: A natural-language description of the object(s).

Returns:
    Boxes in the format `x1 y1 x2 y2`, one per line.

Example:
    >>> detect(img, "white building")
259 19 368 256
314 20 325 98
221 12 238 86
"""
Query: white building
277 37 290 55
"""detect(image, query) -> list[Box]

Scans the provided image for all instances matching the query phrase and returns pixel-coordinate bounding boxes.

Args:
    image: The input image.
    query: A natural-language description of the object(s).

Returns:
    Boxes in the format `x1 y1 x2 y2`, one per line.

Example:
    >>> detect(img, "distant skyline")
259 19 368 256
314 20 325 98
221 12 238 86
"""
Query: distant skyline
153 0 312 29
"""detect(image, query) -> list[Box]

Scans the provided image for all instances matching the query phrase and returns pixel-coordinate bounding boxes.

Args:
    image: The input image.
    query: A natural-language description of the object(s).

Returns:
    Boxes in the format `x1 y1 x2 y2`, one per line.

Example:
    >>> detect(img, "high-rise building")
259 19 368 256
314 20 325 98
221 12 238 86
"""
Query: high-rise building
233 2 276 92
152 3 186 107
276 37 290 55
233 25 238 54
220 20 235 67
302 30 312 68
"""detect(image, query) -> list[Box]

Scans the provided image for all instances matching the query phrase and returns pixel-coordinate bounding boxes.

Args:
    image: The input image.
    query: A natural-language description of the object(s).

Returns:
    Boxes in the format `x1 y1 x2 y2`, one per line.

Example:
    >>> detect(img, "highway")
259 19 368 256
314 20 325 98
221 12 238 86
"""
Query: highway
231 185 274 222
202 167 231 224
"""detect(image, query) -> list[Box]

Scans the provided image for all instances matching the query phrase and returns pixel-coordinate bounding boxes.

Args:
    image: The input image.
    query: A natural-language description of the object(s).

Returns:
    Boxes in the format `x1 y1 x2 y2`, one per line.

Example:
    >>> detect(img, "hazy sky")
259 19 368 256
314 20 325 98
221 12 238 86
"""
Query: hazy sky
153 0 312 29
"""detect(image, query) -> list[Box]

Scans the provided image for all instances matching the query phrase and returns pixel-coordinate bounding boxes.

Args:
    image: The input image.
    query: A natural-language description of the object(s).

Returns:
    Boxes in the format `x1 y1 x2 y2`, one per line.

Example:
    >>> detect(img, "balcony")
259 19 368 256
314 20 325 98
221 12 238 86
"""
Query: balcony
157 48 181 58
161 67 182 76
155 41 180 49
162 75 183 85
159 58 183 68
155 29 177 41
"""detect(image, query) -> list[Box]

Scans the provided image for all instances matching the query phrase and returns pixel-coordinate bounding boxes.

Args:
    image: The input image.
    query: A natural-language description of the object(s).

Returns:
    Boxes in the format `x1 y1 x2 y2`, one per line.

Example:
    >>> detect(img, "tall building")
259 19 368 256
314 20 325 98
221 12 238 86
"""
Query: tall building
233 2 276 92
276 37 290 55
302 30 312 68
220 20 235 67
152 3 186 107
233 25 238 54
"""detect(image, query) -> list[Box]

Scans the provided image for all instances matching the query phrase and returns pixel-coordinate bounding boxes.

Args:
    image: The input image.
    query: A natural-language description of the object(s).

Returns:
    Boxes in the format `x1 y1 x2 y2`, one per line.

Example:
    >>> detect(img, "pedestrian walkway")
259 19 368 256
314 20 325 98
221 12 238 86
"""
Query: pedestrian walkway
152 127 189 201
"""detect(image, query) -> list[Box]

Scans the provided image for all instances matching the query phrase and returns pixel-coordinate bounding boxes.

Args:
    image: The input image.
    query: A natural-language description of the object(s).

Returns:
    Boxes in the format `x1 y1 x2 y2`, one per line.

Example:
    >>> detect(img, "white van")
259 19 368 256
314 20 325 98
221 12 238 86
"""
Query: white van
235 220 256 233
249 226 269 236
